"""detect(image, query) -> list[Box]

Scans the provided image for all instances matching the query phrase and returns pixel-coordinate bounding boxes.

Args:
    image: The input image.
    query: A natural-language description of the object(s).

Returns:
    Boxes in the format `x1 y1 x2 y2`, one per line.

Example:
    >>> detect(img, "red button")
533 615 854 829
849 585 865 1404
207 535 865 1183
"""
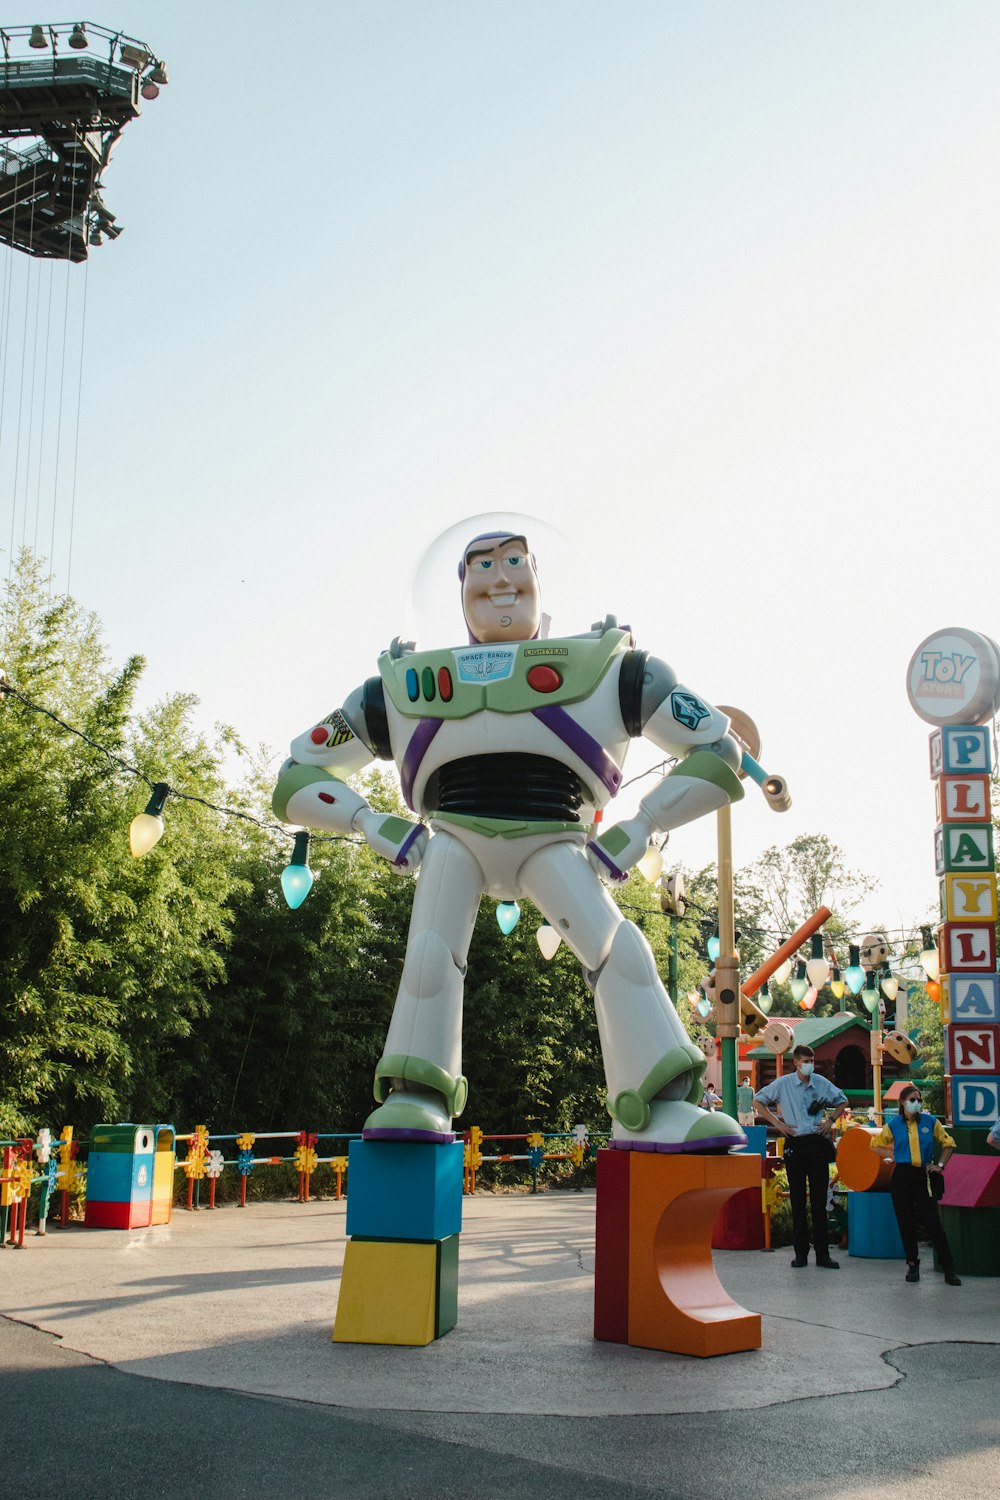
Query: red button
438 667 453 702
310 726 328 744
527 665 562 693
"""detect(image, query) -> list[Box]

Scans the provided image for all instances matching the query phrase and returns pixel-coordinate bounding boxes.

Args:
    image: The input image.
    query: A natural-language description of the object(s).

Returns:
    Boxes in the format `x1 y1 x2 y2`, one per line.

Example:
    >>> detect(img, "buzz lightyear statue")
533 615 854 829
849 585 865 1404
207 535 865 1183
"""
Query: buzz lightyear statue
273 530 750 1152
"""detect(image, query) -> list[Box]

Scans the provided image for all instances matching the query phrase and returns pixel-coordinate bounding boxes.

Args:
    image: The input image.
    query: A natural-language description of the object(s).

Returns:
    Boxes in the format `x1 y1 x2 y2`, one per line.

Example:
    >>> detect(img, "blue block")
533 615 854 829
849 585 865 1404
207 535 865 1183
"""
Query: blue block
952 1076 1000 1127
848 1190 904 1259
346 1140 463 1242
735 1125 768 1157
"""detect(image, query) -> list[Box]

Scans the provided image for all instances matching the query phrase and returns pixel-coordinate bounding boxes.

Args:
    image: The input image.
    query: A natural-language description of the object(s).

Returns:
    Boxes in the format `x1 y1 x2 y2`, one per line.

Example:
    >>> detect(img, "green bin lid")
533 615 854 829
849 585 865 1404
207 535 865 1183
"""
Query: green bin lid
88 1123 155 1153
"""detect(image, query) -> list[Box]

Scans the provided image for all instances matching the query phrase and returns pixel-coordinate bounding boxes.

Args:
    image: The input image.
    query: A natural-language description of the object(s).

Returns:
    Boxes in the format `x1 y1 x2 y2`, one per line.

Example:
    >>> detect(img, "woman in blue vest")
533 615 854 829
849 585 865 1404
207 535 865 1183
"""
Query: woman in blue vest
871 1085 961 1285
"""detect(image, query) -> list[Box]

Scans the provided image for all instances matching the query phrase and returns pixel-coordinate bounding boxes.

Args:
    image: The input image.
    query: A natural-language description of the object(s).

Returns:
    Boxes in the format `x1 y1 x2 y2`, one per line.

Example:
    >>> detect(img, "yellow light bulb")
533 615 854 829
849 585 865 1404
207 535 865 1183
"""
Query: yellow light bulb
129 812 164 857
128 783 169 857
636 846 664 883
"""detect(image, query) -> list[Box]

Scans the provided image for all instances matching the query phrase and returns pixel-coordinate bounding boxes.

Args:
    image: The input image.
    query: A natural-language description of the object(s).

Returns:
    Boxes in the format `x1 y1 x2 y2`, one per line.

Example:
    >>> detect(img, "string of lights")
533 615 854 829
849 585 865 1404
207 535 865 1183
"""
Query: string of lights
0 673 361 907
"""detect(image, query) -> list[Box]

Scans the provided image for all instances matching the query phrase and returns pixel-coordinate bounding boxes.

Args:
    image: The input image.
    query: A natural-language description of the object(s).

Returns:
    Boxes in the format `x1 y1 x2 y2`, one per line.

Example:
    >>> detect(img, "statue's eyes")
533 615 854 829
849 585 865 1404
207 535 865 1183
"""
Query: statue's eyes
473 559 493 571
506 554 524 568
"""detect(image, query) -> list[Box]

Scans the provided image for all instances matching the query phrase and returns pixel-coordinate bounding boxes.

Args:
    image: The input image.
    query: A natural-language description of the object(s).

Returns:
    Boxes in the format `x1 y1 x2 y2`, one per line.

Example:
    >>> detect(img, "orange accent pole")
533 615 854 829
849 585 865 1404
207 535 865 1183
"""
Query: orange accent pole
60 1190 68 1226
186 1178 194 1211
741 907 833 998
209 1178 216 1210
240 1175 247 1207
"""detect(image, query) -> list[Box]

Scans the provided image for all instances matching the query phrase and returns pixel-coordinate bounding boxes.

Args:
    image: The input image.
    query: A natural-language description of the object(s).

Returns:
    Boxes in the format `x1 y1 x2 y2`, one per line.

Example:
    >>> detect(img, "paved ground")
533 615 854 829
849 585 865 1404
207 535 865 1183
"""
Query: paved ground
2 1191 999 1497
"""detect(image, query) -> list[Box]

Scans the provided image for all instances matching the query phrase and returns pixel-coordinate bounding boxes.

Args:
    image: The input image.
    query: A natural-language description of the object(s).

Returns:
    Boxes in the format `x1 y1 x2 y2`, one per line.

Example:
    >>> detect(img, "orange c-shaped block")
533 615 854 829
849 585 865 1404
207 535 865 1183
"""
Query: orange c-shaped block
596 1149 761 1358
835 1125 893 1193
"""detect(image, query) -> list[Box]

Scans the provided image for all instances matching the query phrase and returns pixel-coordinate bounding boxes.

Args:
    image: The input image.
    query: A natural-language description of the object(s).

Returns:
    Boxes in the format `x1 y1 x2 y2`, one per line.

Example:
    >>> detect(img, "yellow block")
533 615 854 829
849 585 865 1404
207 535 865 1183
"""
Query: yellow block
940 873 998 923
333 1238 437 1346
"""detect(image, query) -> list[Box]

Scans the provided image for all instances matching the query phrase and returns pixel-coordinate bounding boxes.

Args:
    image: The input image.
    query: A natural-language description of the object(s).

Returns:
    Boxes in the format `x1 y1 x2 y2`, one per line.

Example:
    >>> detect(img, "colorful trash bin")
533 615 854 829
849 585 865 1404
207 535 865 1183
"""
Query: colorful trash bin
84 1124 155 1229
151 1124 176 1225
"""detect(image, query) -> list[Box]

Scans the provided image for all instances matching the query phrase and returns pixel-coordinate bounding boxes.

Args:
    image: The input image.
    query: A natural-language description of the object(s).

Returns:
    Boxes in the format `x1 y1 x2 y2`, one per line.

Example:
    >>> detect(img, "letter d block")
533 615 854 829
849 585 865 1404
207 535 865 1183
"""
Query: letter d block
345 1139 463 1242
594 1149 761 1358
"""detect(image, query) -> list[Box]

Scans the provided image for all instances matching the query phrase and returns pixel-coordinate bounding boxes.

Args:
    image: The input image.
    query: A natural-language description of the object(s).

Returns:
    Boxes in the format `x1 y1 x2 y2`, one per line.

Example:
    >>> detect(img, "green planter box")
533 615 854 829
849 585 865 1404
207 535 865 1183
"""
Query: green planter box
937 1204 1000 1276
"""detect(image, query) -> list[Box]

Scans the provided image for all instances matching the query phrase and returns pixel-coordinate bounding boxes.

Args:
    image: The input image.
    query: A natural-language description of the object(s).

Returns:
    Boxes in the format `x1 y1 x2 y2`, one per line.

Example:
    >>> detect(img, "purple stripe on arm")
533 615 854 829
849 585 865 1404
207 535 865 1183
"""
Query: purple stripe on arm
532 705 623 797
399 718 442 810
587 841 628 885
393 822 427 868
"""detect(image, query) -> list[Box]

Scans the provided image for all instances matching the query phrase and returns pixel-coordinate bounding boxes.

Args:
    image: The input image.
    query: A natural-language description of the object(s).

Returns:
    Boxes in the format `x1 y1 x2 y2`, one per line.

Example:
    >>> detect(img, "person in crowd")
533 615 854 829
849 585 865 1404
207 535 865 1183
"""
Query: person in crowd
988 1116 1000 1152
870 1084 961 1285
736 1076 755 1128
754 1044 847 1269
701 1082 722 1111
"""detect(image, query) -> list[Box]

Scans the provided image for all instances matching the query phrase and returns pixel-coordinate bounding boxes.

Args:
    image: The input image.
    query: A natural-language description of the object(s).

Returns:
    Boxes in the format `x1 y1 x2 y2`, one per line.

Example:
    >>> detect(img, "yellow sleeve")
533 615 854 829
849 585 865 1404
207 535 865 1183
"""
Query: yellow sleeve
934 1119 956 1150
871 1125 893 1150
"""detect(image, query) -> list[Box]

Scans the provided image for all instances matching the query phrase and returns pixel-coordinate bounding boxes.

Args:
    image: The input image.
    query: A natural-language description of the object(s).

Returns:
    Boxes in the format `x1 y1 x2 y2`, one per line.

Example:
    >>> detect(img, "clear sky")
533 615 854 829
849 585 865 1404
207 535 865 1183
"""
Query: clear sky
3 2 1000 938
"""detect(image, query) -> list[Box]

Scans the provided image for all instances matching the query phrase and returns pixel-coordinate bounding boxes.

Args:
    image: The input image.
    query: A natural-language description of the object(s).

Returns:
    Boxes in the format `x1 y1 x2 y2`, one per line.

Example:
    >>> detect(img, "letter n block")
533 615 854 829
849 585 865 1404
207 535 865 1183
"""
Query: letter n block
594 1149 761 1358
938 922 997 974
946 1023 1000 1075
935 775 991 824
939 874 998 923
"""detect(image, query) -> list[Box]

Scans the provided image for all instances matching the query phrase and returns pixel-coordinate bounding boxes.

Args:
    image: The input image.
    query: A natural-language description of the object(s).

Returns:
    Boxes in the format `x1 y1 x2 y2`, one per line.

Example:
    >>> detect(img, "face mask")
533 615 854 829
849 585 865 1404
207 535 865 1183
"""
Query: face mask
904 1099 922 1117
798 1061 814 1077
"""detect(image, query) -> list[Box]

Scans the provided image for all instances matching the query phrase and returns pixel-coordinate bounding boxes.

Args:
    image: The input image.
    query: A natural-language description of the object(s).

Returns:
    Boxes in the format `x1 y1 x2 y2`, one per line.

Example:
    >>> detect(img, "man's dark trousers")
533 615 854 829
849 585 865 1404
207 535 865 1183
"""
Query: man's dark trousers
783 1134 831 1261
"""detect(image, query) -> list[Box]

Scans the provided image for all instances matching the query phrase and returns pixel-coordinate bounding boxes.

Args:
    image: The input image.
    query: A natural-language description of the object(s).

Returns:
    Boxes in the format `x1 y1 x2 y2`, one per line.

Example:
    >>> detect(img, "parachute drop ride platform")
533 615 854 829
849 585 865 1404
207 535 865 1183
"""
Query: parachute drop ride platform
0 21 168 261
594 1149 762 1358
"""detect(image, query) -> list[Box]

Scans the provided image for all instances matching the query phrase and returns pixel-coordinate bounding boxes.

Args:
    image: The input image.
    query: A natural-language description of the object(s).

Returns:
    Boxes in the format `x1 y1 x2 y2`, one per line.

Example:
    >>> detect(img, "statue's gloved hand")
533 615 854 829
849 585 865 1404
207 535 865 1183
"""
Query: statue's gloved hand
585 816 653 886
353 808 428 875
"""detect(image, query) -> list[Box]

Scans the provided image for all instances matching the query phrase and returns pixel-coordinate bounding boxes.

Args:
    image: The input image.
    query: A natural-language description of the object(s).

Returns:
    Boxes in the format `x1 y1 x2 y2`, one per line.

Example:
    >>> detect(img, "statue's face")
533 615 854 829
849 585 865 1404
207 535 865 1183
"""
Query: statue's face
461 534 540 642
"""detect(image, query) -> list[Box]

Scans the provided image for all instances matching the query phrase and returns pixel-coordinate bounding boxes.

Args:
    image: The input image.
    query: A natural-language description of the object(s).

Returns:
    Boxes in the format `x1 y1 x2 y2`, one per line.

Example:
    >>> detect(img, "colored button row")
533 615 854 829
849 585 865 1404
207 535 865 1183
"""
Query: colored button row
403 662 565 704
407 666 455 703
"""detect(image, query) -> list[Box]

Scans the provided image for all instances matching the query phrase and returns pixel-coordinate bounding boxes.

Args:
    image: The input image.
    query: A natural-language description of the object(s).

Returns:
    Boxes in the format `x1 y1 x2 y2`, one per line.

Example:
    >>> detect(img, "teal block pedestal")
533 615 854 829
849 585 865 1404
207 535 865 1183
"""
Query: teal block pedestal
848 1190 904 1259
346 1139 463 1242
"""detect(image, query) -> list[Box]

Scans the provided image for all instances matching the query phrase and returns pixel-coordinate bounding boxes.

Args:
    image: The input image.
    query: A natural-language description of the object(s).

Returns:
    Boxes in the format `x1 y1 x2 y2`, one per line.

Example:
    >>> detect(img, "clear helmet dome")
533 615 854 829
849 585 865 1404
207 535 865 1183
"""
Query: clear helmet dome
403 510 603 650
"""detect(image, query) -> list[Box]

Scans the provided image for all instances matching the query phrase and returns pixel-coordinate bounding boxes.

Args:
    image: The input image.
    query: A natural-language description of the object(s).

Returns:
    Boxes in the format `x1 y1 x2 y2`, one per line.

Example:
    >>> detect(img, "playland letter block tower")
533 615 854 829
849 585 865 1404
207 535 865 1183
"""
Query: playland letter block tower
333 1140 462 1346
932 722 1000 1129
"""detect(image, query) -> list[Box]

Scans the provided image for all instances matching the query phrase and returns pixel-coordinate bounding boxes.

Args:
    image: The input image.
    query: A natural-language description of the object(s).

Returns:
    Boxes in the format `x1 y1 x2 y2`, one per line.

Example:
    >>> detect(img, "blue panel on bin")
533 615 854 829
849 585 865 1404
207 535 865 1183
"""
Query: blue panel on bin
848 1189 904 1259
735 1125 767 1157
345 1140 463 1242
86 1153 135 1204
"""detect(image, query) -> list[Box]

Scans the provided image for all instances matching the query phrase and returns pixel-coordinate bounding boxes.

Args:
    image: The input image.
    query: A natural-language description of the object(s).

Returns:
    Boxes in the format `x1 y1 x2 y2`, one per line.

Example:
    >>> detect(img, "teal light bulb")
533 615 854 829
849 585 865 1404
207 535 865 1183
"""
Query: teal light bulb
281 831 314 910
497 901 521 935
697 996 712 1017
707 934 720 961
845 965 865 995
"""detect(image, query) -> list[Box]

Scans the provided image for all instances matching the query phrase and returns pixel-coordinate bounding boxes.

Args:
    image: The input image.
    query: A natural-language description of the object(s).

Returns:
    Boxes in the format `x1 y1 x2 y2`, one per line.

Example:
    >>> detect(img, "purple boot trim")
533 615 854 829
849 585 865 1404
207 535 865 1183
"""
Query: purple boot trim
608 1131 746 1154
362 1126 456 1144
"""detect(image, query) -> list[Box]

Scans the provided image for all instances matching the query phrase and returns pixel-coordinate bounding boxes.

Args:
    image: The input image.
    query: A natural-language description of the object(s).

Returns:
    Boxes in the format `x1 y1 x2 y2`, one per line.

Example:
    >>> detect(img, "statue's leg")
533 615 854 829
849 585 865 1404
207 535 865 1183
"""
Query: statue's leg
518 840 744 1153
364 830 484 1143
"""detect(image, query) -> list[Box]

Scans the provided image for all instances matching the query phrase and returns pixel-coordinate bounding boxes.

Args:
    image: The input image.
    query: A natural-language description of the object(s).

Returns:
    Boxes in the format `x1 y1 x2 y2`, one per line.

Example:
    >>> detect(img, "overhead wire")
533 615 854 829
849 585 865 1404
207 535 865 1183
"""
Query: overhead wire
0 674 359 848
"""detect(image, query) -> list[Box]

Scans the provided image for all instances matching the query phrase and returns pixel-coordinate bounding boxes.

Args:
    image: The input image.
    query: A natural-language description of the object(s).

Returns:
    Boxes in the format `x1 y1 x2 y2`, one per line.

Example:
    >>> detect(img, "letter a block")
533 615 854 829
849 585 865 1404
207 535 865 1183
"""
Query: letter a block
943 974 1000 1026
594 1149 761 1358
935 823 995 875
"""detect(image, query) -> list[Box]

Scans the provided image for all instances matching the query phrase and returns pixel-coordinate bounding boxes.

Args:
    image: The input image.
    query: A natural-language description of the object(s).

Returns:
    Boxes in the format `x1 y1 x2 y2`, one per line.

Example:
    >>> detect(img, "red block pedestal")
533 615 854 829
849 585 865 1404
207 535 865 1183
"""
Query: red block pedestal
595 1150 761 1358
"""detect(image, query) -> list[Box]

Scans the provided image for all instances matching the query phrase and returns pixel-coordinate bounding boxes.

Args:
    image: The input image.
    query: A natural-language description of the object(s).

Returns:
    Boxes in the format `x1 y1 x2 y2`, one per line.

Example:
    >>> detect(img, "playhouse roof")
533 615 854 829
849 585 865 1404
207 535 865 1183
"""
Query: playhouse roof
747 1012 870 1060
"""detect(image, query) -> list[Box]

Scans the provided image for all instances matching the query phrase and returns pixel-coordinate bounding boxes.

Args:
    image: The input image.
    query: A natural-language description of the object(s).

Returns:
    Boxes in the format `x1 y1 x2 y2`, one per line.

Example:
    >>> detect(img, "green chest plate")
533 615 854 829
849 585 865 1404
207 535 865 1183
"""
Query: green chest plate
379 631 629 719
